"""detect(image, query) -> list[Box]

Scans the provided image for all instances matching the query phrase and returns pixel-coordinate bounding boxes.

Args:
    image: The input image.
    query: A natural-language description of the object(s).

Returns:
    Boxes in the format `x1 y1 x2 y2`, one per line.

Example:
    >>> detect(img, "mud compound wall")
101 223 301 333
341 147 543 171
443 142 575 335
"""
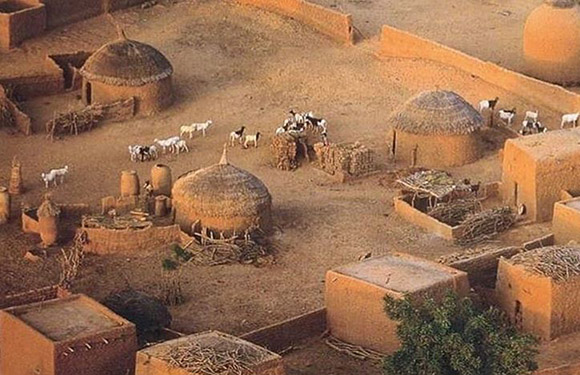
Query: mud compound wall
0 1 46 50
553 199 580 245
379 25 580 114
82 224 182 254
38 0 102 29
0 57 64 99
235 0 353 44
393 196 461 240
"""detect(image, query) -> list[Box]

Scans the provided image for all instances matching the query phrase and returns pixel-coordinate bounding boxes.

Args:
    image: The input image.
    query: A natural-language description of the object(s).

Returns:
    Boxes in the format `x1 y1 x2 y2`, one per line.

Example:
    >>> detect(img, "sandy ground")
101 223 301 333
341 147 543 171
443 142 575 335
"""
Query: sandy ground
0 0 561 373
310 0 543 73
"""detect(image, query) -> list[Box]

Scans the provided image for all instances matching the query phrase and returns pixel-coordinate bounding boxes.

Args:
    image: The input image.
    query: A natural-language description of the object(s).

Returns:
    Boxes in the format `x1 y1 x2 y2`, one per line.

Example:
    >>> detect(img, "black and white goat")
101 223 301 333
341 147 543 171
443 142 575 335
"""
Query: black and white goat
498 108 516 126
244 132 261 148
229 126 246 146
479 97 499 113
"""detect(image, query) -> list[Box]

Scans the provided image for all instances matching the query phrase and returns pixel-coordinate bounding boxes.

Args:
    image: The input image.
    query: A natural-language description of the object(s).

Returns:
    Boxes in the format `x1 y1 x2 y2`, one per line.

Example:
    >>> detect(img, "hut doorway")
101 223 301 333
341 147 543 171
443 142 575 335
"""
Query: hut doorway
85 82 92 105
514 300 523 330
391 131 397 157
514 182 519 207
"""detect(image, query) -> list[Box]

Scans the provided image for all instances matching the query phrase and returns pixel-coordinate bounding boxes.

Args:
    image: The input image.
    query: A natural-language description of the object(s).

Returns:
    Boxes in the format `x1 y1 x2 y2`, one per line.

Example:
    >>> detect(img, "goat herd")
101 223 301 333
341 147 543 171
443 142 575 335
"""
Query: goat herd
478 97 580 135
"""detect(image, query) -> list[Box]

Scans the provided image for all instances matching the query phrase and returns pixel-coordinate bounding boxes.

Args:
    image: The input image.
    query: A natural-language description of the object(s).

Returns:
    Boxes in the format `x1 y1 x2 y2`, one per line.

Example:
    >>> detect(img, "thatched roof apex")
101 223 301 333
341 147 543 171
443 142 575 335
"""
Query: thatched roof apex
172 159 271 218
390 90 483 136
37 195 60 217
80 38 173 87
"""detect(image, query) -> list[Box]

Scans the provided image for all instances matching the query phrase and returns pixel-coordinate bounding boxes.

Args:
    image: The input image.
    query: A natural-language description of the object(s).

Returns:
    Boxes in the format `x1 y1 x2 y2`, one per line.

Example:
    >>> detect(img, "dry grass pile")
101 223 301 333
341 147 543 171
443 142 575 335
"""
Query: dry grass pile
325 336 383 362
271 133 298 171
59 231 87 289
509 246 580 282
160 341 267 375
314 141 375 177
456 207 516 246
46 106 103 139
428 198 482 226
81 213 152 230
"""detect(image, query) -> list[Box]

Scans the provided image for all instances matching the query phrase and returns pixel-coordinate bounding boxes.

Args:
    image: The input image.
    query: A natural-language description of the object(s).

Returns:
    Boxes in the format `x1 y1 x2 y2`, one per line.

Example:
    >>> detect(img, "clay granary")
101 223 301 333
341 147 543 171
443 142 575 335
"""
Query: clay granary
501 128 580 222
172 148 272 236
80 34 174 116
523 0 580 85
387 90 483 168
496 246 580 341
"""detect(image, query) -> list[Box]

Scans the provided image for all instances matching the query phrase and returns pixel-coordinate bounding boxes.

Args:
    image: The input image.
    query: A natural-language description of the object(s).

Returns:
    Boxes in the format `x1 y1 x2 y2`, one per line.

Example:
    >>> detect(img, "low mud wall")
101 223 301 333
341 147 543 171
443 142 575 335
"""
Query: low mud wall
240 308 326 353
0 1 46 50
82 224 182 254
394 196 462 240
0 86 32 134
0 285 69 309
236 0 353 44
0 59 64 99
379 25 580 113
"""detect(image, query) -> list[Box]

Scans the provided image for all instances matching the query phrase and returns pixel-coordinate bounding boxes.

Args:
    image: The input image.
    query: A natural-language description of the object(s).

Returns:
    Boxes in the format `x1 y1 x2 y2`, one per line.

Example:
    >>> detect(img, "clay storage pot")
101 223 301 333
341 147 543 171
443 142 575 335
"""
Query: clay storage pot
120 170 140 197
154 195 168 217
151 164 172 197
37 195 61 247
0 187 10 224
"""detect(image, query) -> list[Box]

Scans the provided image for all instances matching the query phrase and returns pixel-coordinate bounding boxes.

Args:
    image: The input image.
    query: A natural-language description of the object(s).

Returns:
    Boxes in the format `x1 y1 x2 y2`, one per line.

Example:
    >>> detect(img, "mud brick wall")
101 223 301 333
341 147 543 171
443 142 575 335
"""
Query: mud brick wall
38 0 101 28
0 61 64 99
0 285 69 309
0 87 32 134
82 224 182 254
236 0 353 44
0 1 46 50
379 25 580 114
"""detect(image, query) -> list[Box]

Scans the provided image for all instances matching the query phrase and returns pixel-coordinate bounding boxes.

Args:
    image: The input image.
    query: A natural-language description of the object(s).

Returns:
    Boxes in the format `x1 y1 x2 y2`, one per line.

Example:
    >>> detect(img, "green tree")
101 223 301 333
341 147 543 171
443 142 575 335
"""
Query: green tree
383 291 538 375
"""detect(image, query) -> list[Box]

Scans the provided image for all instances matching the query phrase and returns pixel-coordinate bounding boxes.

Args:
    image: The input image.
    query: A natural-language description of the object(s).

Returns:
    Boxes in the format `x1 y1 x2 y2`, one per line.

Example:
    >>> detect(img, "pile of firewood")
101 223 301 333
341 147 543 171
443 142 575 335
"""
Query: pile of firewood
455 207 516 246
46 106 103 139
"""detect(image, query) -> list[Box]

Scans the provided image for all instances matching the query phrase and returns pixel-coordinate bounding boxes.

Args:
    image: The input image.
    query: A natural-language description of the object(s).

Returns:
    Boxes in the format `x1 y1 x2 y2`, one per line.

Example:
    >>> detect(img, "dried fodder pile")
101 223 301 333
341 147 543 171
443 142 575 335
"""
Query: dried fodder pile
509 246 580 282
397 169 470 199
438 245 503 264
314 141 375 177
160 341 267 375
455 207 516 246
325 336 383 362
58 231 87 289
46 106 103 139
428 198 482 226
81 211 152 230
271 133 299 171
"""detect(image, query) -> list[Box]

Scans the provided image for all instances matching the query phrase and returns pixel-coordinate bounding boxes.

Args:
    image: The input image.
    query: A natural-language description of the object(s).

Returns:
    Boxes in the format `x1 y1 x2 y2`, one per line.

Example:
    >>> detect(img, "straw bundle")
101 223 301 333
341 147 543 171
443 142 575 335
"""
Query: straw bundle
509 246 580 282
80 38 173 87
160 341 267 375
37 195 61 218
389 90 483 136
456 207 516 246
271 133 298 171
314 142 375 177
428 198 482 226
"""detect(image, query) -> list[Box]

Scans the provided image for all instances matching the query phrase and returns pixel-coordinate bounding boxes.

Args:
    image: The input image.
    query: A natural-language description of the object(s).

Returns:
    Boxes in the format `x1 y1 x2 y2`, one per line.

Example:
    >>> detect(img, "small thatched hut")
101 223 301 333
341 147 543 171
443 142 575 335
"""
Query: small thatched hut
79 33 173 116
172 147 272 236
37 195 61 246
523 0 580 85
388 90 483 168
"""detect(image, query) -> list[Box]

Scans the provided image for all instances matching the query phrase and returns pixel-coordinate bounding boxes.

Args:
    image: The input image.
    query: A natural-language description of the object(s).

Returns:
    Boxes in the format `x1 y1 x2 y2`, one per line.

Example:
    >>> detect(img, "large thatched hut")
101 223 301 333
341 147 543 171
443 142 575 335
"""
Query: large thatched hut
523 0 580 85
79 33 173 116
172 147 272 236
388 90 483 168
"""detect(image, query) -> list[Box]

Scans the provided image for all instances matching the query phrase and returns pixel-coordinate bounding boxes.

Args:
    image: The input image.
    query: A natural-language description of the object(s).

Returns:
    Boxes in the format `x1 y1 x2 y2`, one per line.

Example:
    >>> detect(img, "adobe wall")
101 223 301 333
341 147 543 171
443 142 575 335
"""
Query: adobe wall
82 224 182 254
551 278 580 339
103 0 148 12
390 130 481 168
0 88 32 134
501 139 538 220
553 199 580 245
379 25 580 114
88 77 173 116
235 0 353 45
0 1 46 50
535 156 580 222
38 0 102 29
0 58 64 99
496 259 553 340
393 196 461 240
0 285 68 309
0 311 55 375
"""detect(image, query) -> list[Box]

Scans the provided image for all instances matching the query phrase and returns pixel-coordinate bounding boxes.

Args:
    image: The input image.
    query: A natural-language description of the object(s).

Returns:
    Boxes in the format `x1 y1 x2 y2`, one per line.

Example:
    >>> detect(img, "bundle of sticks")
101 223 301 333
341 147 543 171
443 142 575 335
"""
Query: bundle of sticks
161 341 265 375
509 246 580 282
325 336 383 362
187 232 272 267
428 198 482 226
455 207 516 246
46 106 103 139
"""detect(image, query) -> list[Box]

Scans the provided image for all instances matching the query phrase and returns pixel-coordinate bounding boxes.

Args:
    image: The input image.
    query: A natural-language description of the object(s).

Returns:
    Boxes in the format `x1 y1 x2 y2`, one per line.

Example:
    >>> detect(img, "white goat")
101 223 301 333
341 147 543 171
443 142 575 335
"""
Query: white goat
174 140 189 154
154 136 181 153
498 108 516 126
524 110 539 122
561 112 580 128
51 166 69 184
180 120 213 138
41 170 58 188
244 132 261 148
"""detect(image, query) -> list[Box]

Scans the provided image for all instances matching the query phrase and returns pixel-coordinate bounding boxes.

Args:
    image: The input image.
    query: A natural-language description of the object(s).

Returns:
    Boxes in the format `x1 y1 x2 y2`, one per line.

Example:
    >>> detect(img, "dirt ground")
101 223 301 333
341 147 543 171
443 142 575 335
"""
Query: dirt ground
0 0 562 373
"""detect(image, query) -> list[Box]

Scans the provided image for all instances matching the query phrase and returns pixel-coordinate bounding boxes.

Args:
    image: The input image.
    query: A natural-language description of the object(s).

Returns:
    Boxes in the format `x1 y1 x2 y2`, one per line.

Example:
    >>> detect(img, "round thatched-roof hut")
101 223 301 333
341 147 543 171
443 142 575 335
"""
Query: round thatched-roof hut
172 147 272 236
388 90 483 168
79 34 173 115
523 0 580 85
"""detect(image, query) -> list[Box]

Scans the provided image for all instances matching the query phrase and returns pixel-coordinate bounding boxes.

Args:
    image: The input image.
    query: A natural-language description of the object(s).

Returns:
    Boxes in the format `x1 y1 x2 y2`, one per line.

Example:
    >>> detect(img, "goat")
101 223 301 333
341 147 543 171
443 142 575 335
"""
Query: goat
289 110 305 125
498 108 516 126
524 110 539 122
478 97 499 113
143 180 153 197
305 113 327 128
51 166 69 184
244 132 261 148
154 136 180 153
229 126 246 146
180 120 213 138
41 170 58 188
174 140 189 154
534 121 548 134
275 125 288 135
561 112 580 129
519 119 547 135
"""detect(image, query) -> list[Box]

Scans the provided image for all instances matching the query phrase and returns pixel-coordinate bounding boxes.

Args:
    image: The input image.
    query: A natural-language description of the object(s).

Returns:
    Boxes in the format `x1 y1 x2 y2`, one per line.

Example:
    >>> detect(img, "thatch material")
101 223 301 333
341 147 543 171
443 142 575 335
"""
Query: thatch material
271 133 299 171
37 195 61 218
172 151 271 221
545 0 576 8
397 170 470 199
103 289 172 334
389 90 483 136
428 198 481 226
80 37 173 87
314 141 375 178
456 207 516 246
508 246 580 282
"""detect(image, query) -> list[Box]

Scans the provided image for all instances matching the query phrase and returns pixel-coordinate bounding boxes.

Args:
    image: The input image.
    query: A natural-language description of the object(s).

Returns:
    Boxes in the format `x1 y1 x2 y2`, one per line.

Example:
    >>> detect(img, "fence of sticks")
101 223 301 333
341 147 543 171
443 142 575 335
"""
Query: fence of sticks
46 106 103 140
428 198 482 226
455 207 516 246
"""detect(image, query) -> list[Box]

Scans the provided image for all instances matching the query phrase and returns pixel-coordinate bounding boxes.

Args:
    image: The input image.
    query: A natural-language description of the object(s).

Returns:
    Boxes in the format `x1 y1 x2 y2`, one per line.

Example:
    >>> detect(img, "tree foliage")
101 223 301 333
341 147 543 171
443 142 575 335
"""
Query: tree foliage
383 291 538 375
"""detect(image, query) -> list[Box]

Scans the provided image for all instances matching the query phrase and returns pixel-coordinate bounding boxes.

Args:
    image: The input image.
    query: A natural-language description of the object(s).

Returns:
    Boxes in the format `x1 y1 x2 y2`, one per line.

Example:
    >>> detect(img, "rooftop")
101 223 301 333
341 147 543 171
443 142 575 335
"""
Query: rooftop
506 128 580 163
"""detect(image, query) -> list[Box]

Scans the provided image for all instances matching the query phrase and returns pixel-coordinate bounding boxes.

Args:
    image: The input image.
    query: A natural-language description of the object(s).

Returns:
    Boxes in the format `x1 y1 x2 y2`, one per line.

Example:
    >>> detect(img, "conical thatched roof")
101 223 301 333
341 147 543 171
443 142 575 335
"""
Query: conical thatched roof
390 90 484 136
80 37 173 87
172 148 271 218
37 195 60 217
